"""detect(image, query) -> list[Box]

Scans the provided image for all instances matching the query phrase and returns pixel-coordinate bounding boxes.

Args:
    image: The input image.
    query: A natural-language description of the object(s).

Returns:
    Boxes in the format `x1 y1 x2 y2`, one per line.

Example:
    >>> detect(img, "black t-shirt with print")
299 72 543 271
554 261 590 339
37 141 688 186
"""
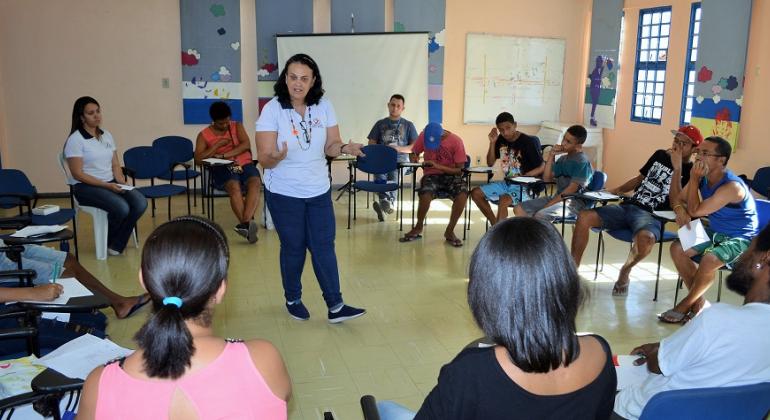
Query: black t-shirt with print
493 133 543 175
629 149 693 211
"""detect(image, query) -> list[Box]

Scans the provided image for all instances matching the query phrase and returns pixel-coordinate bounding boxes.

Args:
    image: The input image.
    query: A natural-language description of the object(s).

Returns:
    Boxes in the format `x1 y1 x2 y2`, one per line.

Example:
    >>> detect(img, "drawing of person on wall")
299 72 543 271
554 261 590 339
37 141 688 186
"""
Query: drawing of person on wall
588 55 613 127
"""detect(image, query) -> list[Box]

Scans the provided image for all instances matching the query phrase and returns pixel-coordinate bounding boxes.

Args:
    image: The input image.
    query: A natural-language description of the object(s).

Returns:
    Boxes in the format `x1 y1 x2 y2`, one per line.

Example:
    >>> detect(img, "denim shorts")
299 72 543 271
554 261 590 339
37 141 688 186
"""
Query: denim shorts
0 244 66 284
212 162 260 190
478 181 531 205
594 203 663 241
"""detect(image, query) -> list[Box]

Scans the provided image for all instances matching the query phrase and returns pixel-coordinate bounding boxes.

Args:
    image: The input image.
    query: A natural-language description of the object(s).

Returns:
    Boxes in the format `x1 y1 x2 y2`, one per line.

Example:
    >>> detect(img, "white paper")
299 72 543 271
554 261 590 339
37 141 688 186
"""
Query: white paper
41 312 71 323
15 278 93 305
583 191 620 200
202 157 234 165
615 355 651 390
400 162 423 168
10 225 66 238
117 184 135 191
466 166 494 173
652 210 677 221
509 176 540 183
38 334 133 379
677 218 709 251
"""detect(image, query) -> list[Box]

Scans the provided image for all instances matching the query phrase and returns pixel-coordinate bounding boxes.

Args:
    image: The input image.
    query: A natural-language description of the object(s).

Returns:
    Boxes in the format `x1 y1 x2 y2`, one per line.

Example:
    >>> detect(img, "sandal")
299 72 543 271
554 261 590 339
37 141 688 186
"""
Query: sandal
612 281 629 297
657 309 691 324
119 294 151 319
445 236 463 248
399 231 423 243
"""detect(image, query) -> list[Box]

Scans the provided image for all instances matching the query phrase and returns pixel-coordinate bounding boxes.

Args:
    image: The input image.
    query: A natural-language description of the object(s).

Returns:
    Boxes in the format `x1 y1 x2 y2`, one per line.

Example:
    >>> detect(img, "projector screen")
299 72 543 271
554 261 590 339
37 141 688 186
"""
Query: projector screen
277 33 429 145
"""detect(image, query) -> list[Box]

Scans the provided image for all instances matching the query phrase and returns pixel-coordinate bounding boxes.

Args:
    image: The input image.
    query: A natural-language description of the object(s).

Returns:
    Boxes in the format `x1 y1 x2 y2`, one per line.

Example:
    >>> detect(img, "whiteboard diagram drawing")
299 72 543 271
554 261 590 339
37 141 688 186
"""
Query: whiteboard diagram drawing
464 33 566 125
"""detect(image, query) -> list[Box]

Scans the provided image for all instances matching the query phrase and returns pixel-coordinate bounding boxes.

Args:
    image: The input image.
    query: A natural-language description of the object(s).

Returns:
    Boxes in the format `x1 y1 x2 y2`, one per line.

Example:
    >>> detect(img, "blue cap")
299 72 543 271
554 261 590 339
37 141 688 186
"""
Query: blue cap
423 122 443 151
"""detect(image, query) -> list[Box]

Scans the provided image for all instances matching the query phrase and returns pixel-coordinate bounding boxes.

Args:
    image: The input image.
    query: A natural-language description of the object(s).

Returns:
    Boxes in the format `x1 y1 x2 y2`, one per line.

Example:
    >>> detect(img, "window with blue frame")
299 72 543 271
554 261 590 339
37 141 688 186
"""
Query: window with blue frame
681 3 701 125
631 7 671 124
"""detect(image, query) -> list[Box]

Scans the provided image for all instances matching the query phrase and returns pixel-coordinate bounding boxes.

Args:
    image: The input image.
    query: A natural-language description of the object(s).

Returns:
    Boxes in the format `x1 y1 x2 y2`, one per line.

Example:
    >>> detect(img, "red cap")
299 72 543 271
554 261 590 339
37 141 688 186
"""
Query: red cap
670 125 703 146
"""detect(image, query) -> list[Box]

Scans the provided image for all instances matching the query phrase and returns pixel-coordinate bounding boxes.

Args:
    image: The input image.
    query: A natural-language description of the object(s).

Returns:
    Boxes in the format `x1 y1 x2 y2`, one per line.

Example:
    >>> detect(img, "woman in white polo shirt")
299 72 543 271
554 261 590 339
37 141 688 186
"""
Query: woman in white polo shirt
256 54 366 324
64 96 147 256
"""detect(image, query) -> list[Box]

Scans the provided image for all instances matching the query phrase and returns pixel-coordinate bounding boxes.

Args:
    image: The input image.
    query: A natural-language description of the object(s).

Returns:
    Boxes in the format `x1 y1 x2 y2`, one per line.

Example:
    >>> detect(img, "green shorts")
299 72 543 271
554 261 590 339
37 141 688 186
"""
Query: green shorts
691 231 751 265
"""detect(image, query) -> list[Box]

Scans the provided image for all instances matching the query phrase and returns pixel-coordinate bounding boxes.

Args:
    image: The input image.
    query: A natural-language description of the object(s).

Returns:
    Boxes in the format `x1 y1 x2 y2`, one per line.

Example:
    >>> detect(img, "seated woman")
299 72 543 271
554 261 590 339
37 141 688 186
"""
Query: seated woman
78 216 290 419
195 101 261 243
64 96 147 256
379 217 617 420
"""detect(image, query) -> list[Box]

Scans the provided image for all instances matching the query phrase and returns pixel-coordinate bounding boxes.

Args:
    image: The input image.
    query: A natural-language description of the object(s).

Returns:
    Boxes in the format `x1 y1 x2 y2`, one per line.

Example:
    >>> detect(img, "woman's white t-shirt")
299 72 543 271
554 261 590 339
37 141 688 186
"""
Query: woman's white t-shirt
63 129 117 183
256 97 336 198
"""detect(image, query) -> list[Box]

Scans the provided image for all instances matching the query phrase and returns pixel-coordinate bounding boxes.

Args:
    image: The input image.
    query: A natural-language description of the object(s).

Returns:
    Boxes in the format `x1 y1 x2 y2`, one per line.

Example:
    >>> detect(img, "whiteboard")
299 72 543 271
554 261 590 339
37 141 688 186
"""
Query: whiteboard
277 33 429 143
463 33 565 125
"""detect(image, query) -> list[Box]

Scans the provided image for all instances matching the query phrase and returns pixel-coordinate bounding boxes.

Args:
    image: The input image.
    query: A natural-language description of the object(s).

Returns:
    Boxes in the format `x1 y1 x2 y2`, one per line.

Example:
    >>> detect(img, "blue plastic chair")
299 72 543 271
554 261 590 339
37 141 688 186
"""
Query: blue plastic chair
152 136 201 208
123 146 188 220
0 169 78 257
348 145 399 228
676 199 770 303
555 170 608 236
638 382 770 420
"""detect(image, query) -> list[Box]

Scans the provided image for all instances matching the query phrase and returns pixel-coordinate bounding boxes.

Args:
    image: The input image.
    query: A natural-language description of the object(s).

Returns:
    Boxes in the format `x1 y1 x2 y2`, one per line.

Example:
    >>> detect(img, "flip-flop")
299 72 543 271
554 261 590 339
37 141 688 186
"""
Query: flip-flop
657 309 690 324
399 233 423 243
122 294 151 319
445 237 463 248
612 281 629 297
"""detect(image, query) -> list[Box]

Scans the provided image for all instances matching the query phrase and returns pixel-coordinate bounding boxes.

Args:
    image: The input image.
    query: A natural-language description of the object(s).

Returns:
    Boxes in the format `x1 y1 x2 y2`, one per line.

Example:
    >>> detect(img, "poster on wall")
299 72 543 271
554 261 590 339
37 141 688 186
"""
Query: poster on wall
180 0 242 124
583 0 623 129
689 0 751 148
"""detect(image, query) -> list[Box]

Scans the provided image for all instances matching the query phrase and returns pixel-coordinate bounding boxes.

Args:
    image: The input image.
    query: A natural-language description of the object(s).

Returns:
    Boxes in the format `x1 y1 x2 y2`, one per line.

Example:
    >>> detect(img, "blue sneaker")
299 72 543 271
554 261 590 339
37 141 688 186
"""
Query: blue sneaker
328 304 366 324
286 301 310 321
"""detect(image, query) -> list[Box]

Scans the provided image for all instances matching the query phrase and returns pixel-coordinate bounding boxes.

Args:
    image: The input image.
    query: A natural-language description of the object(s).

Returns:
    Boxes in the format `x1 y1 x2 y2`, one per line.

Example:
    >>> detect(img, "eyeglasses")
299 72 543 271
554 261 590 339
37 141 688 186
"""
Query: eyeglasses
694 150 725 158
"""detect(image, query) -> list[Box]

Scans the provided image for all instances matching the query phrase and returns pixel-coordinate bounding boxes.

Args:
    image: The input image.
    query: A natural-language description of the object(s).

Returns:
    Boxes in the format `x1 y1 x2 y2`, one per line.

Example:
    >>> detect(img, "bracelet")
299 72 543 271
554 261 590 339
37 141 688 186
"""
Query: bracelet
340 143 348 154
673 204 685 211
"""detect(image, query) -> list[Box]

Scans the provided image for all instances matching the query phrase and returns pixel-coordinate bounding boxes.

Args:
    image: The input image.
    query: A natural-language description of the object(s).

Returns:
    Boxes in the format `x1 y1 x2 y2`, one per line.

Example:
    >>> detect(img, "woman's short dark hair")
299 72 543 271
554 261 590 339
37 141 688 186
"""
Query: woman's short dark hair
495 112 516 126
468 217 584 373
134 216 230 379
704 136 732 164
209 101 232 121
70 96 100 135
274 53 325 107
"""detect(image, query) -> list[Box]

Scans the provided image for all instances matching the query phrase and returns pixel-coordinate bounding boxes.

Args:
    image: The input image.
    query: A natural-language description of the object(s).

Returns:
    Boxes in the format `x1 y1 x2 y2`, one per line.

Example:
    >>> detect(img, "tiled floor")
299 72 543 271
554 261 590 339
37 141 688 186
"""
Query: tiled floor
36 192 742 419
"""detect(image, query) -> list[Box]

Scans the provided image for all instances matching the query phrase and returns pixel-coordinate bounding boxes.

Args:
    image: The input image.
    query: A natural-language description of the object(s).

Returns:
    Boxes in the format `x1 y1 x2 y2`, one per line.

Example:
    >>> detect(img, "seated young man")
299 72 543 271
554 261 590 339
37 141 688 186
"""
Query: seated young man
470 112 544 225
367 94 418 221
399 122 468 247
570 125 701 296
614 223 770 420
0 240 148 319
195 101 261 243
513 125 593 221
661 136 759 323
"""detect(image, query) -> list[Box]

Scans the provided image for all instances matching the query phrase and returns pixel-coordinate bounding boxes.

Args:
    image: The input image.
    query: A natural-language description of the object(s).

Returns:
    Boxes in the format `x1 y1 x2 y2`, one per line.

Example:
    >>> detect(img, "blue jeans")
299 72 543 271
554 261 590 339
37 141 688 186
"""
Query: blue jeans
264 189 342 309
374 169 399 204
72 182 147 252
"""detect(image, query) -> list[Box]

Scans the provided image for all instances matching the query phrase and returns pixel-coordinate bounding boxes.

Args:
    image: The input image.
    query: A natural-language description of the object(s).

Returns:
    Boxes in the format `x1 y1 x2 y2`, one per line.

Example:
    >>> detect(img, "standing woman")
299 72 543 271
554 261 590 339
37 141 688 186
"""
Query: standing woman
64 96 147 256
256 53 366 323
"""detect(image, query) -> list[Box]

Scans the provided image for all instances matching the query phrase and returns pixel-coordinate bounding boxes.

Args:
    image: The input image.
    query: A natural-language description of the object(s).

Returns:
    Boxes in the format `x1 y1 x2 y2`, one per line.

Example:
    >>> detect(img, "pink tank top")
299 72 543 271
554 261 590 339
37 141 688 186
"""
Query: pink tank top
200 121 253 166
95 341 287 419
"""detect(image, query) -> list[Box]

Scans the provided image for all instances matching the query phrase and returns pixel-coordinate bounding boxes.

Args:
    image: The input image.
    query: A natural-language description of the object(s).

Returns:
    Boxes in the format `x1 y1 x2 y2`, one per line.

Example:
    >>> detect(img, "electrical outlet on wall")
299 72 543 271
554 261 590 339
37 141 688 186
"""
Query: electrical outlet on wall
162 78 170 88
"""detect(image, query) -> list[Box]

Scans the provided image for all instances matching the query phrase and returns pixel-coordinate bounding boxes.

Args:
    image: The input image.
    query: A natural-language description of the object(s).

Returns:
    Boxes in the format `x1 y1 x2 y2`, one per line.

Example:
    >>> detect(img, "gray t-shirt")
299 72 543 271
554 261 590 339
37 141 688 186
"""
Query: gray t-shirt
367 117 418 162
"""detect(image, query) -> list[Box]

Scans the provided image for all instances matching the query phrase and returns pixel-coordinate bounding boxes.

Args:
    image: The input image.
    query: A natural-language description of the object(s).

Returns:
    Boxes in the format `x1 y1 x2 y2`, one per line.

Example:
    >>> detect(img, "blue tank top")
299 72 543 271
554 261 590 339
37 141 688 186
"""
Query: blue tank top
699 169 758 240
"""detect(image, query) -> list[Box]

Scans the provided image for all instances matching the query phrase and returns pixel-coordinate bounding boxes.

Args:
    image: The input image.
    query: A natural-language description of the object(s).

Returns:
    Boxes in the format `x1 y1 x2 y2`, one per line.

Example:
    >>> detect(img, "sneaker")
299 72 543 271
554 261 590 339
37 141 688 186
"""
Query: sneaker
107 248 122 256
372 202 385 222
247 220 258 244
286 301 310 321
234 223 249 239
328 304 366 324
381 200 394 215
